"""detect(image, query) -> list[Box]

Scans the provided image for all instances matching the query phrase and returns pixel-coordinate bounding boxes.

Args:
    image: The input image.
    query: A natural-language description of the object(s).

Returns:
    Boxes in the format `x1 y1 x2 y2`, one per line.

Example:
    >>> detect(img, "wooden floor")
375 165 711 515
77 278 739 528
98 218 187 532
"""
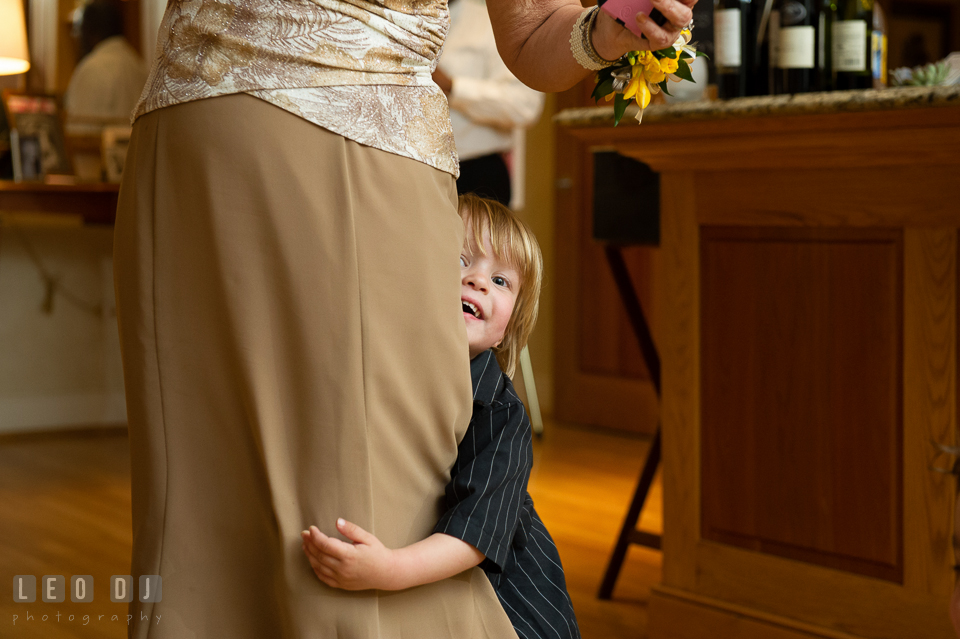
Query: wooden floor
0 420 662 638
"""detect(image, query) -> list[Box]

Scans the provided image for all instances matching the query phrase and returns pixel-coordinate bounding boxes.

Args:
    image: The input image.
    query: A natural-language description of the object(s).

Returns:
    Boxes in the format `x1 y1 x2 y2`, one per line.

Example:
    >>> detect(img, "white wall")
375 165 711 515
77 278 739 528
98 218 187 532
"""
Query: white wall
0 226 126 433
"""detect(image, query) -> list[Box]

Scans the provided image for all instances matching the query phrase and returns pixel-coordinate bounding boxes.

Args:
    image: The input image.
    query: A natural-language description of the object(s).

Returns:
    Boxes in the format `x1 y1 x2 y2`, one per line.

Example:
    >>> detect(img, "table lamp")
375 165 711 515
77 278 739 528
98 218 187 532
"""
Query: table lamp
0 0 31 75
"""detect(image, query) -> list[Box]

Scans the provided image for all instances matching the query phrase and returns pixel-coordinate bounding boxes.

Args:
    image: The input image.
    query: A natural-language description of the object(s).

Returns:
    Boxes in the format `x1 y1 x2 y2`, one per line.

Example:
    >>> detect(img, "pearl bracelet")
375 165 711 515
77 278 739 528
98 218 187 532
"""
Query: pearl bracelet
570 7 614 71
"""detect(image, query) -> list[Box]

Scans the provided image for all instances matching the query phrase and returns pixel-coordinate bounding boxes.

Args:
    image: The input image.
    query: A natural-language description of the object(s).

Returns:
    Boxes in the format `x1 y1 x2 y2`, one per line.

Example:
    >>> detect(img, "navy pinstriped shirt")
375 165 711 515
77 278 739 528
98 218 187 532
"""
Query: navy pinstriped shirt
434 350 581 639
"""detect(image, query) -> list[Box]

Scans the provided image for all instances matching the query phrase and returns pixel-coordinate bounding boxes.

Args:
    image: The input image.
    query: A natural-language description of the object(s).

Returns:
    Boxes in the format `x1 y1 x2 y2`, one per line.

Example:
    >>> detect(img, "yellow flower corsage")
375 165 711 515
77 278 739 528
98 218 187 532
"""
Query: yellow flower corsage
592 28 706 125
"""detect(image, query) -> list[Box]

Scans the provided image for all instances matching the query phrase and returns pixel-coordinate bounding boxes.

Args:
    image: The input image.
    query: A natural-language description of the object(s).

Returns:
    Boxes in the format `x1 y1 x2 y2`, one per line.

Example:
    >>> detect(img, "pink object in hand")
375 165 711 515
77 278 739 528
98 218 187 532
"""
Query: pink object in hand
598 0 668 38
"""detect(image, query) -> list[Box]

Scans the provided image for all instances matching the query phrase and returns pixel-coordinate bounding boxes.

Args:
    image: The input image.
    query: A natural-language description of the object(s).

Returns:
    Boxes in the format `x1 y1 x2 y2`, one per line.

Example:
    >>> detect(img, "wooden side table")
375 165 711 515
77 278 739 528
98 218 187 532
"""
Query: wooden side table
0 181 119 226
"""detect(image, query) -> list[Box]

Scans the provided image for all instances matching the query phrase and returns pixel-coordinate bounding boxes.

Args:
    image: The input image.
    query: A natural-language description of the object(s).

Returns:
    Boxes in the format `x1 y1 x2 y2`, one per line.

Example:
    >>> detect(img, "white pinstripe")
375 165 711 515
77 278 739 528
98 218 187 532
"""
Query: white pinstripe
528 525 564 572
463 395 509 536
488 405 521 548
516 526 577 639
505 576 563 639
498 592 538 639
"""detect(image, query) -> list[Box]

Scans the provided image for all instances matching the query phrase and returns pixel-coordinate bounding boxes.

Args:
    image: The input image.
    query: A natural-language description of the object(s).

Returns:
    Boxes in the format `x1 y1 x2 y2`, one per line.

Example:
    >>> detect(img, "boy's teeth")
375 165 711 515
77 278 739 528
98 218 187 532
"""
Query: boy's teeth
462 301 479 317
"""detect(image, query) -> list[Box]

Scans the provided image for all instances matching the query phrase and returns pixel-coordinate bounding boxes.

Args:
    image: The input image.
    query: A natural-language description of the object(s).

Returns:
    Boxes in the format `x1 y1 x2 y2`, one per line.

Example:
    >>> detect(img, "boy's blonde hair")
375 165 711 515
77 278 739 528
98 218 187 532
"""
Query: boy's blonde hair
458 193 543 378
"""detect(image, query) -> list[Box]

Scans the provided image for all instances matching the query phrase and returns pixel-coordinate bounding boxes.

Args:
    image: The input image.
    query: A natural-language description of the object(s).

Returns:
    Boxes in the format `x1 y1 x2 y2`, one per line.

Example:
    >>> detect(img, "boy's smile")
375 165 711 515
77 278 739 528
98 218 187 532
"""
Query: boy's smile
460 226 520 359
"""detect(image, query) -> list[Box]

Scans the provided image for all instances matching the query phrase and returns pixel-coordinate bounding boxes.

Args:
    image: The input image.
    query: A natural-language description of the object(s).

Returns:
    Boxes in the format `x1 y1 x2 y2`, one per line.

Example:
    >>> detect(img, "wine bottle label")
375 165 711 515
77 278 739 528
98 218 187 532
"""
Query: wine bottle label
778 25 815 69
871 30 887 82
715 8 743 67
832 20 868 71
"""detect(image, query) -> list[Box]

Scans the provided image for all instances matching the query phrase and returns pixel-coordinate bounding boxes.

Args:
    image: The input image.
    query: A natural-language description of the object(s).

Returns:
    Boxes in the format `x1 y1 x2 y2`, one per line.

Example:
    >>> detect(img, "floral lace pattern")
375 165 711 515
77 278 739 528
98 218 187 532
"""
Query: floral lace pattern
251 85 457 174
134 0 459 175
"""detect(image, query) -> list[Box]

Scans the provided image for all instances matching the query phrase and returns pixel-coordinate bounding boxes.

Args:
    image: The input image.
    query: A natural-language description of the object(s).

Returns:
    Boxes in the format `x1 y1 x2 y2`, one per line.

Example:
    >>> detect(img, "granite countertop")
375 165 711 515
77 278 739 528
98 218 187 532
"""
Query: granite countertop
554 85 960 127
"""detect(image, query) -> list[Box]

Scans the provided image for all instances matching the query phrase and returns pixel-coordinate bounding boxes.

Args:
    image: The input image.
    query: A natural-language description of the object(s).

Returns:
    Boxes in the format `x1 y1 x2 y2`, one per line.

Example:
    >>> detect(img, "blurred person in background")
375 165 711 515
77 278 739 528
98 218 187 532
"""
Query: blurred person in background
434 0 544 207
64 0 147 136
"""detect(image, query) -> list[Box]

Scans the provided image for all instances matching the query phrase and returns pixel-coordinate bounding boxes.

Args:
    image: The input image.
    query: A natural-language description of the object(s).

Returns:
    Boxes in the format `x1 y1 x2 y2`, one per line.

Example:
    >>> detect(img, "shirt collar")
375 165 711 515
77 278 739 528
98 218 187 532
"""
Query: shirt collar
470 350 505 405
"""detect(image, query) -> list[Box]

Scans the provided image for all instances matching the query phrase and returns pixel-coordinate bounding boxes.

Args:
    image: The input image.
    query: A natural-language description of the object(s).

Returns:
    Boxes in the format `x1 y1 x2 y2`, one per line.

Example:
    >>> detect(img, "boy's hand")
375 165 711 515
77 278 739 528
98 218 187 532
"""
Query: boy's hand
301 519 400 591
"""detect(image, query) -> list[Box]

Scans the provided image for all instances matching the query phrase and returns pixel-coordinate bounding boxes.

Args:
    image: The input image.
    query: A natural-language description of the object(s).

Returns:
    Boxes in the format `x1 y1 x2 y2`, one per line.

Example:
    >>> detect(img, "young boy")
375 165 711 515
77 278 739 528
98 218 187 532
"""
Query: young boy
301 194 580 639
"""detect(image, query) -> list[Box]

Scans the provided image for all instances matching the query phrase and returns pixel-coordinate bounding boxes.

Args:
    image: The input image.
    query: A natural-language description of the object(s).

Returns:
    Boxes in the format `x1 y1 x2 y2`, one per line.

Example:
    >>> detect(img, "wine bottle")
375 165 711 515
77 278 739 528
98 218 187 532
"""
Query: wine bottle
715 0 751 98
771 0 819 93
831 0 873 89
871 0 887 88
752 0 776 95
818 0 834 91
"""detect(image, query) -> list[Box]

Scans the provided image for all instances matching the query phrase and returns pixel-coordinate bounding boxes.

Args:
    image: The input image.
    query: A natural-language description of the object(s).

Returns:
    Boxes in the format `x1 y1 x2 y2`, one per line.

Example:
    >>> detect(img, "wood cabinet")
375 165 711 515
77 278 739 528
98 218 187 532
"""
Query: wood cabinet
560 89 960 639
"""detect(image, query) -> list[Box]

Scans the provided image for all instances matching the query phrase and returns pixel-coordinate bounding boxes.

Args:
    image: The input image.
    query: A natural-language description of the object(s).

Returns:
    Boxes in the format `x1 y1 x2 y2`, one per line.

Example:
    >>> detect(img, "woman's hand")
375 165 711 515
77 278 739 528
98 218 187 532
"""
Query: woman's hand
486 0 697 92
592 0 697 61
301 519 399 591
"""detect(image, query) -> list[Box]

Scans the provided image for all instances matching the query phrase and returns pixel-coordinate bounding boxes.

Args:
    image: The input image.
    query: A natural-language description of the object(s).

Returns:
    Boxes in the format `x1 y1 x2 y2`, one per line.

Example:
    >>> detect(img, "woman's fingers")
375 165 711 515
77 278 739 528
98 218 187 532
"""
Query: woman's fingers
593 10 648 58
636 13 677 50
650 0 694 30
594 0 698 59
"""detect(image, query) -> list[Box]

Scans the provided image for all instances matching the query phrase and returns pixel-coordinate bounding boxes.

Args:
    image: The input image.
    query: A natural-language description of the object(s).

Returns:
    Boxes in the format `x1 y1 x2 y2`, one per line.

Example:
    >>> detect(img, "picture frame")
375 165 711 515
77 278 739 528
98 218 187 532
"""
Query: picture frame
10 129 44 182
101 125 132 183
1 90 73 177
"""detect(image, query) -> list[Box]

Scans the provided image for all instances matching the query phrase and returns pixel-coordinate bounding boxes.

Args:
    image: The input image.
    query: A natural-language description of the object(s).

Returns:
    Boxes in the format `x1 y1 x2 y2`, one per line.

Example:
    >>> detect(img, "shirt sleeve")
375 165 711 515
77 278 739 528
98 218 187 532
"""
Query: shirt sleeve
434 399 533 573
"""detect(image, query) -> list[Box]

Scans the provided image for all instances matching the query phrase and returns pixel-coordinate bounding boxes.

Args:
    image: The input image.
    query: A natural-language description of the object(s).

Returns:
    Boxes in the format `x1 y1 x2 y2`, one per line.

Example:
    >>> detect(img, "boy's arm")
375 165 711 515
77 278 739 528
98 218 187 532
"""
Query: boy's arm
434 392 534 574
301 518 484 591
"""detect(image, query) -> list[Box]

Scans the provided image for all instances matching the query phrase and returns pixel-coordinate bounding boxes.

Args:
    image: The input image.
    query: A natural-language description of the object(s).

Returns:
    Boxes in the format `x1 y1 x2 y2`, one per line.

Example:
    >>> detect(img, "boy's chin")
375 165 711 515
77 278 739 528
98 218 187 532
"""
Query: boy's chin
468 343 491 359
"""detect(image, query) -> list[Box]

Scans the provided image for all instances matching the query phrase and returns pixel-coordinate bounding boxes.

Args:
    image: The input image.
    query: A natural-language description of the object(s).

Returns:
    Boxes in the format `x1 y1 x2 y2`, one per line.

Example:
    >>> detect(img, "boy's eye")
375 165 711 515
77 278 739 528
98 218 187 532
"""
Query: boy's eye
493 276 508 287
460 255 467 267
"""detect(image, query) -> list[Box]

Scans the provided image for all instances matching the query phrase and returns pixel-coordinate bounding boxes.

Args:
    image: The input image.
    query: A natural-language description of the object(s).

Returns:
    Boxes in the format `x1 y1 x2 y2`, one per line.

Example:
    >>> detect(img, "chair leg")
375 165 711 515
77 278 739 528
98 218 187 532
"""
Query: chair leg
519 346 544 436
597 245 663 600
597 428 661 599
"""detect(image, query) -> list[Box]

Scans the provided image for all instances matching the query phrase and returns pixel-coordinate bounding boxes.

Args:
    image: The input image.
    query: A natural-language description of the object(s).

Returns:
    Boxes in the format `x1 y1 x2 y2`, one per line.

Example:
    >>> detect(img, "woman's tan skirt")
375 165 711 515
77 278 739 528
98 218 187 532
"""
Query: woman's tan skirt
114 94 518 639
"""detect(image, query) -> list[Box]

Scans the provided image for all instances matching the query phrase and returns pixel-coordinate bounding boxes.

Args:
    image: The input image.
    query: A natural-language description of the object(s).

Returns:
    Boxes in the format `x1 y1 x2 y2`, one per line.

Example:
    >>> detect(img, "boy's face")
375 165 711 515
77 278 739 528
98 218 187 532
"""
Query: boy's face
461 224 520 360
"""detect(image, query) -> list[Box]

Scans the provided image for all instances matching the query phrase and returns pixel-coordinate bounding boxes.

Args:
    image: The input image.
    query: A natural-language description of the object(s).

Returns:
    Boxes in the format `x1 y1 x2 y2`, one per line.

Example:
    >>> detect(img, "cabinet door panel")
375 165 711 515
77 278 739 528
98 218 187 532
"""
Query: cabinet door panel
700 227 903 582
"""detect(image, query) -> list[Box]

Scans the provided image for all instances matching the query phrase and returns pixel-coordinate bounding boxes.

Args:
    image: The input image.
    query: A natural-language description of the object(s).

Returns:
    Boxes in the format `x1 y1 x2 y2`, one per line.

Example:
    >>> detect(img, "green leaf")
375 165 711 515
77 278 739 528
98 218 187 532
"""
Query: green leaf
659 80 672 96
613 92 629 127
656 47 678 59
675 58 695 82
695 49 710 59
592 77 615 102
592 66 617 102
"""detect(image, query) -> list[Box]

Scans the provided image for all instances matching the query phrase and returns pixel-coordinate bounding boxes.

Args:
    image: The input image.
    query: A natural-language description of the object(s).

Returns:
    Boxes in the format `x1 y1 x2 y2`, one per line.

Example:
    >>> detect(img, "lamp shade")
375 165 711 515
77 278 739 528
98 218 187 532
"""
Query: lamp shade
0 0 31 76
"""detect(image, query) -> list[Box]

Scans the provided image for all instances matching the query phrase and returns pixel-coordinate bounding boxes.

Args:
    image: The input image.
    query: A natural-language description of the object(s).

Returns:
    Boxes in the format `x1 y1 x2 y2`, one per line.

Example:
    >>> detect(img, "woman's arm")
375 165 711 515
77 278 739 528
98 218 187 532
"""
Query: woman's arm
486 0 697 92
301 519 484 591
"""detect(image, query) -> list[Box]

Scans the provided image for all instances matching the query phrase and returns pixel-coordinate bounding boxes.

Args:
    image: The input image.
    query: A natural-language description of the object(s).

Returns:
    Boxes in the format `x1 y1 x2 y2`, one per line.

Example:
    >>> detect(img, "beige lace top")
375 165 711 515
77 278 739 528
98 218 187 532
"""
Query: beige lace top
133 0 459 175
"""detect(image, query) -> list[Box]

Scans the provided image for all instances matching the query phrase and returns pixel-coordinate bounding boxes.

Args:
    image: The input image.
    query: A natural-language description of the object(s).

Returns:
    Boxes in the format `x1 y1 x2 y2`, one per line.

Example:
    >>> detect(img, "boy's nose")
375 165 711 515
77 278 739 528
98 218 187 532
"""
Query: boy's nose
464 272 488 291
